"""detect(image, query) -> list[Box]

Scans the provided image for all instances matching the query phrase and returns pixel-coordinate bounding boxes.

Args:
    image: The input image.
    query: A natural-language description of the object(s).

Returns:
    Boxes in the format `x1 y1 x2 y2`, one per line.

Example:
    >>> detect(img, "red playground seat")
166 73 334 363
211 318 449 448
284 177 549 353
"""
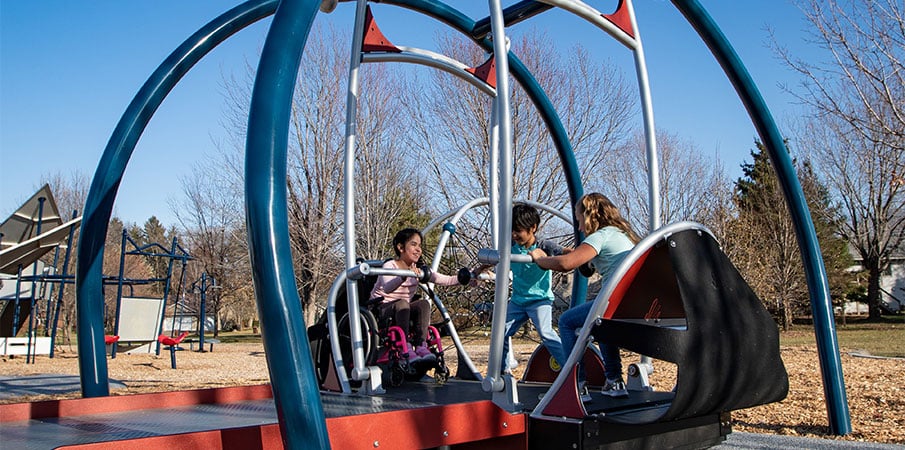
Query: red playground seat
157 332 189 368
158 331 189 347
104 335 120 357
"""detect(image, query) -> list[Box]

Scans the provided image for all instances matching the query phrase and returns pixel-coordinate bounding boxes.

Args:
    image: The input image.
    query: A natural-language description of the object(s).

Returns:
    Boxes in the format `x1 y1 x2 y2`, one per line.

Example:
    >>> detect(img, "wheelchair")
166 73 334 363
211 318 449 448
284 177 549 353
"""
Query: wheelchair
309 266 454 390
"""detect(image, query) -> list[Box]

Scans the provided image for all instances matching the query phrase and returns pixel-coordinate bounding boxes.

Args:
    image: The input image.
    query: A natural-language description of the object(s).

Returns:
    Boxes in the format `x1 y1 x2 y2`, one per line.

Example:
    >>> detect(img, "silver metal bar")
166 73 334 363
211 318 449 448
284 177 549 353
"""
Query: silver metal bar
489 96 500 243
531 222 714 419
485 0 514 396
362 47 497 96
342 0 370 386
326 272 352 393
537 0 637 49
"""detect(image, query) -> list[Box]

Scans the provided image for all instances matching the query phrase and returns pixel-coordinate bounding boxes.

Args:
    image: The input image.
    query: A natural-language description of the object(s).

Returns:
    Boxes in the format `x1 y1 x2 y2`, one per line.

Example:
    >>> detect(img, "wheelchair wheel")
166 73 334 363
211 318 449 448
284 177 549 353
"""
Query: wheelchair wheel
309 323 333 387
435 364 450 385
337 307 380 383
389 363 406 387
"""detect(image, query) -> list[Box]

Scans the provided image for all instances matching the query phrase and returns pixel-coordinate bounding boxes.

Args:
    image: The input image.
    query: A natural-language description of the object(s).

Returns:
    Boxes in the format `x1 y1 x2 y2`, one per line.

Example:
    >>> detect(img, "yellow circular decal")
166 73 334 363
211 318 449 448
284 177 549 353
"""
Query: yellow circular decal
549 356 561 372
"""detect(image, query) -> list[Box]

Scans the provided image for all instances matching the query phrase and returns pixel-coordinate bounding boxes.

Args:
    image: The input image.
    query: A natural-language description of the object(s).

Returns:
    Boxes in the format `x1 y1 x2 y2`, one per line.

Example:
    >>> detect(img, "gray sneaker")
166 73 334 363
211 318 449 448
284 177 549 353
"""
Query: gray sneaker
601 378 628 397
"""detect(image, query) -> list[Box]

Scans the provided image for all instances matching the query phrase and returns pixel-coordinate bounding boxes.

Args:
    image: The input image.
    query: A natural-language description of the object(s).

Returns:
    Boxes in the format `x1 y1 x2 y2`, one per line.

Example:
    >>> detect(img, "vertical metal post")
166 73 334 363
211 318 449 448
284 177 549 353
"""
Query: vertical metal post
623 0 661 231
12 265 23 351
199 273 208 351
155 237 179 355
26 197 47 364
50 211 78 358
45 246 61 337
489 82 500 243
341 0 372 388
172 258 189 335
111 229 128 359
485 0 515 402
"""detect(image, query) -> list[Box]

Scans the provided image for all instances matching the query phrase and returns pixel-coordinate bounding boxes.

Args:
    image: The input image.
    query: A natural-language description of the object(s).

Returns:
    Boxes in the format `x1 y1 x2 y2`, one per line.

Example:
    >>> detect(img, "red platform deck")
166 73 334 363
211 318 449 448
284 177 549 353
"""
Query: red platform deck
0 380 530 450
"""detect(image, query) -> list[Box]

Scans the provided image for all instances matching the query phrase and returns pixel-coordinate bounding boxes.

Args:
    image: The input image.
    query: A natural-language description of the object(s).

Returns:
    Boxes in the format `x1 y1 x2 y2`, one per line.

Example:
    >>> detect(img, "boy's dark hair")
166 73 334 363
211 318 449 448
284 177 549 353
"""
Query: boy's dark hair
392 228 422 256
512 203 540 232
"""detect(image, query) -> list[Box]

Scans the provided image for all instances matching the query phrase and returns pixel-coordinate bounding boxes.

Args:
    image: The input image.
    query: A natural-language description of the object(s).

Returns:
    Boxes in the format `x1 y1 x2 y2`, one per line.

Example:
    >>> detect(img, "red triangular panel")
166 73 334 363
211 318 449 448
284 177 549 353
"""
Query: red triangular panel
541 366 588 418
362 6 402 53
466 56 497 89
602 0 636 40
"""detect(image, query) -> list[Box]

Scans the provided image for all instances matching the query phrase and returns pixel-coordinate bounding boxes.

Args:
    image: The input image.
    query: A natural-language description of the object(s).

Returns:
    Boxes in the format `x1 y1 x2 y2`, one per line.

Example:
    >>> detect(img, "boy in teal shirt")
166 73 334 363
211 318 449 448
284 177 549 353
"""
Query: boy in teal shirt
502 203 566 373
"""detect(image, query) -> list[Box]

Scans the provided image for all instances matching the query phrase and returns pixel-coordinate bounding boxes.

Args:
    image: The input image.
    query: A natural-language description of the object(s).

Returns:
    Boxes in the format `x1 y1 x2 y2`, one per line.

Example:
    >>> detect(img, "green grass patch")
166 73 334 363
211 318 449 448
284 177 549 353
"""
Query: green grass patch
211 330 262 344
782 318 904 358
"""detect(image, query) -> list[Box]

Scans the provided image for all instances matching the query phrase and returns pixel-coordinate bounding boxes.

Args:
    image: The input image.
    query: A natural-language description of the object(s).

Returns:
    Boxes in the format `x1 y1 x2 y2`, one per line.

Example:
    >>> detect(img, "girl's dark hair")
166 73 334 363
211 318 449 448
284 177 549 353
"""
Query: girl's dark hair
392 228 422 256
512 203 540 232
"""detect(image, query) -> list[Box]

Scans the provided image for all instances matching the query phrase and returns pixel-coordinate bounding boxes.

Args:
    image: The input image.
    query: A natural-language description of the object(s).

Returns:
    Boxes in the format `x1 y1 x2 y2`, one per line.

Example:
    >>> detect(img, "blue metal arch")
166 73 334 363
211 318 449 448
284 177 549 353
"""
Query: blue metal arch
75 0 278 396
244 0 329 447
381 0 850 435
671 0 850 435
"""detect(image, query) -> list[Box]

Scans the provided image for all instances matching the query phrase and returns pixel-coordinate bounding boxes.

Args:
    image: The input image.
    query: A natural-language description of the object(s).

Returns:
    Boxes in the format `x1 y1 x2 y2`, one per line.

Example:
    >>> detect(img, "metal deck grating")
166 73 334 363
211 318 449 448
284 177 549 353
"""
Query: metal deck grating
0 379 524 450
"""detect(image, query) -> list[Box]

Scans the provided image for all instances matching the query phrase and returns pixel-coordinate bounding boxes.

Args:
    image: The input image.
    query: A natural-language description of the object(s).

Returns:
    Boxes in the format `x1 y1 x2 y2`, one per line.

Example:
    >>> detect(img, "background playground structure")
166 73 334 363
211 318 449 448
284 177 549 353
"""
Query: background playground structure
0 185 220 365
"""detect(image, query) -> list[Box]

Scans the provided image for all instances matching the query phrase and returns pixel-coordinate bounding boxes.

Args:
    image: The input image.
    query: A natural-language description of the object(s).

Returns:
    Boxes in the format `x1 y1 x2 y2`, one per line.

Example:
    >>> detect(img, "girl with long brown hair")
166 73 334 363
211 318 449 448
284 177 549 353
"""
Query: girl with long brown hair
530 192 640 400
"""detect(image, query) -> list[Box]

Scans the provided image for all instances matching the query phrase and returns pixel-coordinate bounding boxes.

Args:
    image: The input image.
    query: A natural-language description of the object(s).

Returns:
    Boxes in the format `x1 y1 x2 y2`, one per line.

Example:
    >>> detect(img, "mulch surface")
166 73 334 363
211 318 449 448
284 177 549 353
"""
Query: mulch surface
1 339 902 445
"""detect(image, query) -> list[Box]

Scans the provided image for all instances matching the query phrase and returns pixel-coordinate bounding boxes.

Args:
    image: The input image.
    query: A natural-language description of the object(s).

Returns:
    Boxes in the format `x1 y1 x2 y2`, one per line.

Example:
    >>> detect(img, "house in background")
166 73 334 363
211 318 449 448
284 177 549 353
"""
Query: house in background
847 243 905 314
879 249 904 313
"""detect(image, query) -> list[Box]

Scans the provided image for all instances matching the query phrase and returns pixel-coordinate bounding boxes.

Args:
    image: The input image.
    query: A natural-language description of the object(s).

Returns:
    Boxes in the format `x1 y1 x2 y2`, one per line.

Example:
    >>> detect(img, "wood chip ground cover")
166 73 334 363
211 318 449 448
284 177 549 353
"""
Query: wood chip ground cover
1 340 901 445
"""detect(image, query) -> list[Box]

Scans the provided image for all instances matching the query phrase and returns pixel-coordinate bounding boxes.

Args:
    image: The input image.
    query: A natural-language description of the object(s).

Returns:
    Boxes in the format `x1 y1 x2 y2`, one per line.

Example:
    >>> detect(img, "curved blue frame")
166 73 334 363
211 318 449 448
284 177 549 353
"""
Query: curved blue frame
245 1 330 447
75 0 278 396
672 0 850 434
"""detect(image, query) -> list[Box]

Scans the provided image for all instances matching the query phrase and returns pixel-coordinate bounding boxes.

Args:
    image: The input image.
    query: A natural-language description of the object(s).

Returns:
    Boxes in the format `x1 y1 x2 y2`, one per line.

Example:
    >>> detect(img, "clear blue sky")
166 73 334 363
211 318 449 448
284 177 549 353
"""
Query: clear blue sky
1 1 817 227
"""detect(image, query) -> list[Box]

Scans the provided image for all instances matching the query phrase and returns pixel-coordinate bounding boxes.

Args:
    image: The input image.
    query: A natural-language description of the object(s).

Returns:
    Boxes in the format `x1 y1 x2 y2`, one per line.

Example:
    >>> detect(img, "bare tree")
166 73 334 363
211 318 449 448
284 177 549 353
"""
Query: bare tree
214 24 419 325
600 129 731 235
778 0 905 319
39 171 89 221
778 0 904 153
403 30 637 213
173 160 250 337
352 62 426 260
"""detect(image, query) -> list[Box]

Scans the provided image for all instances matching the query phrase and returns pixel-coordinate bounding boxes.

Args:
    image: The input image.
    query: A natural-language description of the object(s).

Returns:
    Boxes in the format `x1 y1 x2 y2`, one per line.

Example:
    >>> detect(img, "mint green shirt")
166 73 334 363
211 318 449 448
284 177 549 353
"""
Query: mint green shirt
582 226 634 281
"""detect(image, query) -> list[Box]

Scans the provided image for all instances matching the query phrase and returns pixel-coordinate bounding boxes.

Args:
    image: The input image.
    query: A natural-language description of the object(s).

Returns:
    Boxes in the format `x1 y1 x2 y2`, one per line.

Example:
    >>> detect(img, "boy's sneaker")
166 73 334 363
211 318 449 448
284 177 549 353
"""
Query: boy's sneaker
600 378 628 397
413 343 437 363
578 381 592 402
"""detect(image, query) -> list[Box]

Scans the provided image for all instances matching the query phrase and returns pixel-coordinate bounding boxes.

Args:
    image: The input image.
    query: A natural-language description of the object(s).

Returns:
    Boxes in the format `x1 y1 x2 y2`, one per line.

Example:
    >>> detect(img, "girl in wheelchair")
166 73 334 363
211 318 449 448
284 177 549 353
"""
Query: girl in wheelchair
369 228 465 365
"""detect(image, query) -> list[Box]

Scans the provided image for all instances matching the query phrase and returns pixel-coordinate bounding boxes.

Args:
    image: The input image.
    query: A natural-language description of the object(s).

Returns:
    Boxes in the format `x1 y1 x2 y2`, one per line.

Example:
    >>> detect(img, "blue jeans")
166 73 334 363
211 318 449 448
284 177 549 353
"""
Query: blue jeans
502 302 565 370
559 301 622 381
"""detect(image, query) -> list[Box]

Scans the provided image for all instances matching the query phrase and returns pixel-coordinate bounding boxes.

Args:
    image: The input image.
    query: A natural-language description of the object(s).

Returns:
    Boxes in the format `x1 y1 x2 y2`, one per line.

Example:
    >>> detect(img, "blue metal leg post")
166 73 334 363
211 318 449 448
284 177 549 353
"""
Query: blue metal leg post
245 0 330 448
672 0 851 435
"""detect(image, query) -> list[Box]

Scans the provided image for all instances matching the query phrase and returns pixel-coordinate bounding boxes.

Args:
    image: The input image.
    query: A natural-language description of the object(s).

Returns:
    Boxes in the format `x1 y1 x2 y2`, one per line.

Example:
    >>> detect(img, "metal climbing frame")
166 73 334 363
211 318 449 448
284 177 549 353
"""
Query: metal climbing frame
110 231 191 358
74 1 851 448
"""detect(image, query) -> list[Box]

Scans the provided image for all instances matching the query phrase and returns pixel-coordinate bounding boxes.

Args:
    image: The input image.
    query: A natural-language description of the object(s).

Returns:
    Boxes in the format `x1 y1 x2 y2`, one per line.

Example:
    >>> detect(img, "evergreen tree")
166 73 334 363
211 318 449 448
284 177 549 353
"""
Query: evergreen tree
728 142 851 329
